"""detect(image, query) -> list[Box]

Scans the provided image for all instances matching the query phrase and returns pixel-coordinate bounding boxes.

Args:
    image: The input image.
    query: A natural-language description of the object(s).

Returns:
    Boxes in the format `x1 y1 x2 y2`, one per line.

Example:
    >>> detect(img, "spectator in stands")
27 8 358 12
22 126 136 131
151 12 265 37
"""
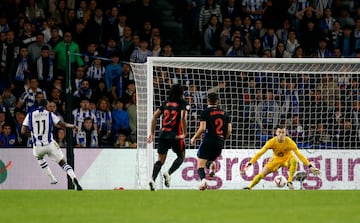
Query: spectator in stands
84 6 111 48
47 26 63 49
72 97 98 131
71 66 85 93
241 0 267 21
332 47 343 57
1 30 20 86
86 57 106 84
276 18 291 43
102 38 120 60
287 113 306 143
315 37 332 58
335 116 357 149
0 122 17 147
262 26 279 52
104 52 122 92
160 41 174 57
329 20 343 51
320 7 336 36
240 15 254 37
112 98 130 140
82 43 98 69
73 79 93 104
248 37 263 57
255 89 280 144
95 98 112 147
0 109 5 132
75 116 99 148
2 88 16 116
285 29 300 56
293 45 305 57
316 74 341 113
13 110 27 146
52 31 84 75
126 91 137 143
309 122 332 148
114 130 137 148
203 15 221 55
71 21 86 52
13 46 33 98
16 77 47 113
112 13 127 42
226 36 251 56
76 0 90 24
151 35 162 57
300 20 321 56
129 38 152 63
27 91 46 113
338 24 355 57
53 0 67 29
336 5 354 28
24 0 45 23
296 6 322 35
55 128 67 148
272 41 292 58
353 18 360 49
119 25 134 61
63 9 77 32
199 0 222 37
250 19 266 43
36 45 54 91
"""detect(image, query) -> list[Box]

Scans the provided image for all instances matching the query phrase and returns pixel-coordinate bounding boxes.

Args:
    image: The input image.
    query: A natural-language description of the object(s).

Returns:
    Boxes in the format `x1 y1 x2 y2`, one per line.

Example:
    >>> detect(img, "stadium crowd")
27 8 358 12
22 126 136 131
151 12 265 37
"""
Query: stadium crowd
0 0 360 149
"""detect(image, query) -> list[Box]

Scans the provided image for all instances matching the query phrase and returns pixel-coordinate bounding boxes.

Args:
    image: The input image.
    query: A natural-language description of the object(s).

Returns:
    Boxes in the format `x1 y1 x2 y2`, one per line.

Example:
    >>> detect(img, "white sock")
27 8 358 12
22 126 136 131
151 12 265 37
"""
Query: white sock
38 159 56 180
62 163 76 180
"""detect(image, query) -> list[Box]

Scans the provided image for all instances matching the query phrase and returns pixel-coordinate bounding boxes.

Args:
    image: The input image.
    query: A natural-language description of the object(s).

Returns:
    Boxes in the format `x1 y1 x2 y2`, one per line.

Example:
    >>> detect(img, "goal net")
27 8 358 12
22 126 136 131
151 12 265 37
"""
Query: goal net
131 57 360 189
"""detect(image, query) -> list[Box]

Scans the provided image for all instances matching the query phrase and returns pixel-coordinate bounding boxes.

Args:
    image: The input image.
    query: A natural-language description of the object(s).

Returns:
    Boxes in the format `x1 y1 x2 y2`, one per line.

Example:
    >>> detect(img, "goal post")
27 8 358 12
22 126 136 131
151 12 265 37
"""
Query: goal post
131 57 360 189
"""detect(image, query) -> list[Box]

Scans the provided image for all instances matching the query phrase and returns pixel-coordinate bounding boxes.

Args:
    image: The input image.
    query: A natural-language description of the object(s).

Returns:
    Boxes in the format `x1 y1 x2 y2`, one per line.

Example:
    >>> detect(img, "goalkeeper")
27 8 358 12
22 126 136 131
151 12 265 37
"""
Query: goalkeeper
241 124 320 190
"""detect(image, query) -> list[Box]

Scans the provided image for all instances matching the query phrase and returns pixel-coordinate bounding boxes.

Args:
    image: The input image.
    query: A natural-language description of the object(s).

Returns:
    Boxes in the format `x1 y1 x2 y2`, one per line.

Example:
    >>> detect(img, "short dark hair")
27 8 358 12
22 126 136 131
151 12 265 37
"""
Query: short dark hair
207 92 219 104
36 99 48 107
275 124 286 129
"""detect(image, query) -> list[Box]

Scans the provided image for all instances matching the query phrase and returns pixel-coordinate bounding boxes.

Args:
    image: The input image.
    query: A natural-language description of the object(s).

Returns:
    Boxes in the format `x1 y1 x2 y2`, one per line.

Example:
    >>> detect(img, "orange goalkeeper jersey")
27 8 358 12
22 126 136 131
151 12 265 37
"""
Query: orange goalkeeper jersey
250 136 311 166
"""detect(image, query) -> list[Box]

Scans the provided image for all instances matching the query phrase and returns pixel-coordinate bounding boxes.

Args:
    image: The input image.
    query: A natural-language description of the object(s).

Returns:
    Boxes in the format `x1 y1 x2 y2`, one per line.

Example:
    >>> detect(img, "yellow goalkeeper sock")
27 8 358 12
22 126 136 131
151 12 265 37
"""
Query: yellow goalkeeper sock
249 173 264 189
288 157 298 182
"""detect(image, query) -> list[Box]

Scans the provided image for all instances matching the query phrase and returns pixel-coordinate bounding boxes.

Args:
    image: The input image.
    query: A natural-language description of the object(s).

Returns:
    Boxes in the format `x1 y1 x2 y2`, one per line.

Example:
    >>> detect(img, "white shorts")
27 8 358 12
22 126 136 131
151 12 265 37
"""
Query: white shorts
33 141 65 163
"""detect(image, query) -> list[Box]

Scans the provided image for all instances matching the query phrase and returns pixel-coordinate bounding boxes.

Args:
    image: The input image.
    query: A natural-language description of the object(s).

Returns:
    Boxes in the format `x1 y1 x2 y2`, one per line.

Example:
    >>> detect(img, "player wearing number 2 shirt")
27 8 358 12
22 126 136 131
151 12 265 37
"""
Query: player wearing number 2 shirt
147 84 190 191
191 92 232 190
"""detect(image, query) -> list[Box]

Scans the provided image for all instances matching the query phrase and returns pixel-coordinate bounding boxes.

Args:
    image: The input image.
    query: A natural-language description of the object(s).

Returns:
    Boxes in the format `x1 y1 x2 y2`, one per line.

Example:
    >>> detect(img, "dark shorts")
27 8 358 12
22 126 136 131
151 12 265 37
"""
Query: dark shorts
158 138 185 156
197 138 224 161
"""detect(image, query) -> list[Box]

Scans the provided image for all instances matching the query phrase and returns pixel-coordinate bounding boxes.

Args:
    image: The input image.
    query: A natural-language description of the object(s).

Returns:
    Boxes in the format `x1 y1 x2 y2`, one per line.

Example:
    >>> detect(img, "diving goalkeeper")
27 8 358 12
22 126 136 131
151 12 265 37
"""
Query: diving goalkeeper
241 125 321 190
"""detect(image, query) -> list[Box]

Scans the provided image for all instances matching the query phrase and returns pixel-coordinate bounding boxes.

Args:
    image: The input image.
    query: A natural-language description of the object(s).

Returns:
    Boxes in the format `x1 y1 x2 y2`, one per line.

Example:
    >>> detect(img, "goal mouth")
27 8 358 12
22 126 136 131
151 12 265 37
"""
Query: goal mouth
131 57 360 189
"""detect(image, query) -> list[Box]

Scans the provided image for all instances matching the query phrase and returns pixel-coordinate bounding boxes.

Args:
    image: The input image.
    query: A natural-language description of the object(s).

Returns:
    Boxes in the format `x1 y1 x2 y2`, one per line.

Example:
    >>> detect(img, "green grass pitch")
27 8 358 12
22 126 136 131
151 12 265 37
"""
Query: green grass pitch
0 190 359 223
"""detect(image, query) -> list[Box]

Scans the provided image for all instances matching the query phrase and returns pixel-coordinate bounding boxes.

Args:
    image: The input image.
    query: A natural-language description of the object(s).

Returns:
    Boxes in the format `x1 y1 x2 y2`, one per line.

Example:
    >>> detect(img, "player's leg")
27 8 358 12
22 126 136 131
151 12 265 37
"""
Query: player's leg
246 167 272 189
163 140 185 187
197 158 208 190
206 160 216 178
245 158 278 189
197 140 213 190
49 142 82 190
33 146 58 184
149 140 168 190
286 156 298 190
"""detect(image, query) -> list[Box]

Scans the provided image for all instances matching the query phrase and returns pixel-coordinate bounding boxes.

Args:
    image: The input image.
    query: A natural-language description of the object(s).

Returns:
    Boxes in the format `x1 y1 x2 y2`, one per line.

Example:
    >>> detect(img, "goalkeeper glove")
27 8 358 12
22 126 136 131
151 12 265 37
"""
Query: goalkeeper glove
240 162 252 174
308 165 321 176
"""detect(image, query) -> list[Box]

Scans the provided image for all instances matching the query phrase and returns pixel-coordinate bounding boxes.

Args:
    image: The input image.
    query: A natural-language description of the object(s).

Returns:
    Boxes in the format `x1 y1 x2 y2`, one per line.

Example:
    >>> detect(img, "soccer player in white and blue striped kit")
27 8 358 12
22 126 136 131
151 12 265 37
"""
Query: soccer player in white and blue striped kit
21 99 83 190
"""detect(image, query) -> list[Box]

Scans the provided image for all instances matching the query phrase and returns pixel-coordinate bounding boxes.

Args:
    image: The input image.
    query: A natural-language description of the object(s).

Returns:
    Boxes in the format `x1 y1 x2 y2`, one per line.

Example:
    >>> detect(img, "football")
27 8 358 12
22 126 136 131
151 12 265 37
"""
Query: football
274 175 287 188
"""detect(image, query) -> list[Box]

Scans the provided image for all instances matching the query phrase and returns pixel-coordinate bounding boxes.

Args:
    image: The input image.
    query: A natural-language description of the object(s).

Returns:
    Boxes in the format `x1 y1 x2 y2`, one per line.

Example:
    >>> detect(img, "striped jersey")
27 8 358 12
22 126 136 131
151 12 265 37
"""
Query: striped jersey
19 88 47 112
22 107 60 146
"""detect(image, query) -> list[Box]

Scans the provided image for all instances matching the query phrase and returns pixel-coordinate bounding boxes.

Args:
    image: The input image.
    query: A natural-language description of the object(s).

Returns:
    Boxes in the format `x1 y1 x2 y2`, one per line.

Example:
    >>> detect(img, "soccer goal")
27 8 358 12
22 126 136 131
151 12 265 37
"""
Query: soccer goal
131 57 360 189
